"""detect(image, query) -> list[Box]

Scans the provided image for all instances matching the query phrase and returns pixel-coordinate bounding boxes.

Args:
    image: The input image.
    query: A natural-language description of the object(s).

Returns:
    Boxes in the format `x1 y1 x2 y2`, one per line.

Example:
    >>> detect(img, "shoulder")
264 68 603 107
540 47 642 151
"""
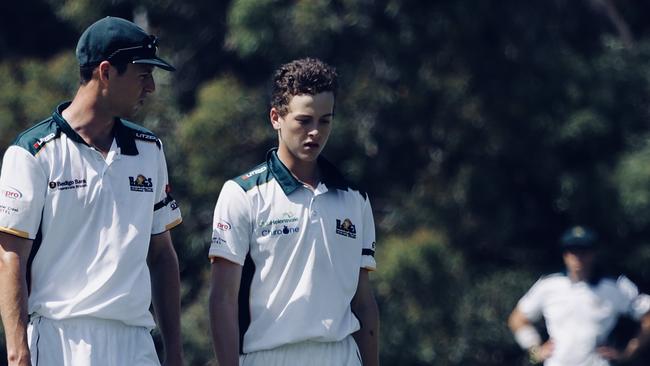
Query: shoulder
118 119 162 148
534 272 568 287
318 156 368 200
11 117 61 156
230 162 273 192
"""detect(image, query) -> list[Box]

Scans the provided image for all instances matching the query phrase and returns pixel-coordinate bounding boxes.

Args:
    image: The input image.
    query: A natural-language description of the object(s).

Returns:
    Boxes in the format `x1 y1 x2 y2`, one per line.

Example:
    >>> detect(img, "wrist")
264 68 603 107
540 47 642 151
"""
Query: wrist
514 325 541 350
528 345 543 364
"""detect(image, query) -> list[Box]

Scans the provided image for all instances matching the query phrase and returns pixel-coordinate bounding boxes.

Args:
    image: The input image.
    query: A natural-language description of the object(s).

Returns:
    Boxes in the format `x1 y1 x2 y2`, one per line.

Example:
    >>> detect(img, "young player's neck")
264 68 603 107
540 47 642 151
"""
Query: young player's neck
62 86 116 154
277 147 320 189
568 268 591 283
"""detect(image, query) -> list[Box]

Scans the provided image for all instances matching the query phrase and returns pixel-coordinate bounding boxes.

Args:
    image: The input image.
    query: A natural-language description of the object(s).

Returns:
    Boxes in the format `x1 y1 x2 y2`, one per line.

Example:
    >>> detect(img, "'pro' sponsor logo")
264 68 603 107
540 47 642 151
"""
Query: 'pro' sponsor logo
0 186 22 200
214 220 232 231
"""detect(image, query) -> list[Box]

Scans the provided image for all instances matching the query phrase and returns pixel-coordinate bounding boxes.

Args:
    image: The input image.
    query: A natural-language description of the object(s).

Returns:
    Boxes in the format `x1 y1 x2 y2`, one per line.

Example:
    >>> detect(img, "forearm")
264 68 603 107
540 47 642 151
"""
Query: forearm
621 315 650 360
0 251 30 364
150 248 183 362
352 297 380 366
209 291 240 366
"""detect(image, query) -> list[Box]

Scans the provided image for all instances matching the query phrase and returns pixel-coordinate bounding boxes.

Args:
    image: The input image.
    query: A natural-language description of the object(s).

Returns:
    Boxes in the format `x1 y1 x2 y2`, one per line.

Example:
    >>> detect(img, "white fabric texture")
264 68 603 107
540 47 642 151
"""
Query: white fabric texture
239 335 361 366
27 316 160 366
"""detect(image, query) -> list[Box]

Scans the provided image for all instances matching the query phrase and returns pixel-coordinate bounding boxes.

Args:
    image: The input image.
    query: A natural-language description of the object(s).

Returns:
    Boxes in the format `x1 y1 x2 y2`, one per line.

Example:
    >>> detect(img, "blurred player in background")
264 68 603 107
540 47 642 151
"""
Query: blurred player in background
509 226 650 365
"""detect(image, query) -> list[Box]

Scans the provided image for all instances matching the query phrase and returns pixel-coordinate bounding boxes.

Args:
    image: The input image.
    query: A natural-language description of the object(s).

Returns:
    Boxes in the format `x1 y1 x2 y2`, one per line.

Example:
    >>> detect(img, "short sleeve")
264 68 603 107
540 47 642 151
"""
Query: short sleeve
616 275 650 320
0 146 47 239
517 279 546 322
361 194 377 271
208 180 251 266
151 143 182 234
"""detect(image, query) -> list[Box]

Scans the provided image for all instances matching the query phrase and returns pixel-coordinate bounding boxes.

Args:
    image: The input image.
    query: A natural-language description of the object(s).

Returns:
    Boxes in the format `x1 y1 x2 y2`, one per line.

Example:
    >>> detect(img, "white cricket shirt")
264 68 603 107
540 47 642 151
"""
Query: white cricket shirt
209 149 377 354
0 102 182 328
518 273 650 366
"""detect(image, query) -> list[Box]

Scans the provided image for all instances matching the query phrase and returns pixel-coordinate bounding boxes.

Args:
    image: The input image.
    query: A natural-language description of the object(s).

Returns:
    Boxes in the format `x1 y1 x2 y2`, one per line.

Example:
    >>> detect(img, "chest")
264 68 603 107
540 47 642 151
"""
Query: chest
42 143 158 212
249 186 364 260
543 284 622 324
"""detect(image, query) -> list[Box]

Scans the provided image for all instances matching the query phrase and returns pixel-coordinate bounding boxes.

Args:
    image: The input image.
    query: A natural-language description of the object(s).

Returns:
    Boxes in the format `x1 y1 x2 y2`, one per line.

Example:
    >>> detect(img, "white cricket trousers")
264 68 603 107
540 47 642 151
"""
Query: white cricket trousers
240 335 363 366
27 316 160 366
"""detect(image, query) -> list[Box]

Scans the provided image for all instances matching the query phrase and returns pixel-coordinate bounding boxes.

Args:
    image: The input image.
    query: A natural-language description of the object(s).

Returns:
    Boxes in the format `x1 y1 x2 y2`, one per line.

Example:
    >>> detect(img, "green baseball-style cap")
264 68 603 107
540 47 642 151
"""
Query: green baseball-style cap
560 225 597 250
76 16 175 71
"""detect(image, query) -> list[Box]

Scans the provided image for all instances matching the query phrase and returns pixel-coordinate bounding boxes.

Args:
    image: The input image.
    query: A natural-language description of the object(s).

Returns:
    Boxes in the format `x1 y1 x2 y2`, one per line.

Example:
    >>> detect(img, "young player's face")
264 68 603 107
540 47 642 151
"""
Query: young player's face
563 247 595 275
107 63 156 118
272 92 334 163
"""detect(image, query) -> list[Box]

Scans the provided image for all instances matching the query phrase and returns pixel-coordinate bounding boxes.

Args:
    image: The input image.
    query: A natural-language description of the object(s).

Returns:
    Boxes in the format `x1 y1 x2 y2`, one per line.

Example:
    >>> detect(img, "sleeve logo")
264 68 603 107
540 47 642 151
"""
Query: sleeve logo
1 186 22 200
214 220 232 231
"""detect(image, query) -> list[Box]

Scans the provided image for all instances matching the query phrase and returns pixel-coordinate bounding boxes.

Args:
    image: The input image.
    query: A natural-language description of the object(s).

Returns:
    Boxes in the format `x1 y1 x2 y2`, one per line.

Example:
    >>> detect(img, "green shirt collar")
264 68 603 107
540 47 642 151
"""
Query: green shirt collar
266 148 351 195
53 102 139 156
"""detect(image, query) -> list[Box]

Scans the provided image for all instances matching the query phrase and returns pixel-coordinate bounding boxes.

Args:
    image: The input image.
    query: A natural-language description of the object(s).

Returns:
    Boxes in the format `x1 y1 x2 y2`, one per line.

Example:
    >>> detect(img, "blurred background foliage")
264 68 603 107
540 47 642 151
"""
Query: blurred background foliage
3 0 650 364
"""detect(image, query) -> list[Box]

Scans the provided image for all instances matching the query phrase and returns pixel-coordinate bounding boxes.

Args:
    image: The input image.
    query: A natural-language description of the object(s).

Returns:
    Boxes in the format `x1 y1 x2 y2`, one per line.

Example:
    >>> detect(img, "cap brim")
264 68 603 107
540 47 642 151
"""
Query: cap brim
132 57 176 72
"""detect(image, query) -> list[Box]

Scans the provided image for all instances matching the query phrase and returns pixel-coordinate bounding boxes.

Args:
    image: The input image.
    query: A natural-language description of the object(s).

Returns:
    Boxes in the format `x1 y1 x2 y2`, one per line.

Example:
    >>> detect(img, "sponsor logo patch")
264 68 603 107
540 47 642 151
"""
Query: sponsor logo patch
32 132 56 150
134 132 158 142
241 166 267 180
49 178 88 191
0 186 22 200
215 220 232 231
261 225 300 236
259 212 299 227
336 218 357 239
129 174 153 192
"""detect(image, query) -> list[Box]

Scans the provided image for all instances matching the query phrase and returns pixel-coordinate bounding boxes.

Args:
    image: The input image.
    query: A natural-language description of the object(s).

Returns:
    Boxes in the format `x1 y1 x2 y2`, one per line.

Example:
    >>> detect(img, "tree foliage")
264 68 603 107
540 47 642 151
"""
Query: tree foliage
2 0 650 365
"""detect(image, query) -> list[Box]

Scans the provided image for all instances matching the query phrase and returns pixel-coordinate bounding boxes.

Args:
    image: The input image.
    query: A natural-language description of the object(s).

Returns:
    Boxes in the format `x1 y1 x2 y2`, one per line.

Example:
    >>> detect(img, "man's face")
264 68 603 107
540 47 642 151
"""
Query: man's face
563 247 596 275
272 92 334 163
107 63 156 118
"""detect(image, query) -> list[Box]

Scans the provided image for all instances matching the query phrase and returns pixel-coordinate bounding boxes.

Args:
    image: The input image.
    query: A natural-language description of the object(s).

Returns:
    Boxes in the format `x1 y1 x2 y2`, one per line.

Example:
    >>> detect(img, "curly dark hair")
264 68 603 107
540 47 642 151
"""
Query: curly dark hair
270 57 338 116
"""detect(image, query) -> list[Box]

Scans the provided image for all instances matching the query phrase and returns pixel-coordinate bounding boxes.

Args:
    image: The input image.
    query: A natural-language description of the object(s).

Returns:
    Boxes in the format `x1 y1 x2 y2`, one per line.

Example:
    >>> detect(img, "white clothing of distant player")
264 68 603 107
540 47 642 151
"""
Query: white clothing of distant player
517 273 650 366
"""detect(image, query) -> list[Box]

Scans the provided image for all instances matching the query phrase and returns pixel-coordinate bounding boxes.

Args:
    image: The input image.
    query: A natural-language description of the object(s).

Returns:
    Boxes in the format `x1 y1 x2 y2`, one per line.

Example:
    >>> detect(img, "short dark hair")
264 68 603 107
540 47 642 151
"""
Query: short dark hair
270 58 338 116
79 62 128 84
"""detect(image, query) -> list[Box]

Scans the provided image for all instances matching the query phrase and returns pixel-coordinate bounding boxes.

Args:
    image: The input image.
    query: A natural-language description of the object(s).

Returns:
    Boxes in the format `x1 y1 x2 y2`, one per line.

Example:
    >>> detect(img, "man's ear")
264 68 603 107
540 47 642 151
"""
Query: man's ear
98 61 111 82
270 108 282 130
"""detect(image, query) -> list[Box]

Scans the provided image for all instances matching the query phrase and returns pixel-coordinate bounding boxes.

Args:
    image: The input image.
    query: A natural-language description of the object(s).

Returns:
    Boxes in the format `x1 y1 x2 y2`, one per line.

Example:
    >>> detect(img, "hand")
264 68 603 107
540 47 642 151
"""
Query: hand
529 340 554 364
7 346 31 366
596 346 623 361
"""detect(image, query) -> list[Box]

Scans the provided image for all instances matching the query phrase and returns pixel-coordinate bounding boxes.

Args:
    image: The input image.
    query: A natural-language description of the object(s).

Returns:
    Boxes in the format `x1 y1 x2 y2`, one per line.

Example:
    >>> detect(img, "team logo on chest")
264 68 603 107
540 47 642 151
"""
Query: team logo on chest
129 174 153 192
336 218 357 239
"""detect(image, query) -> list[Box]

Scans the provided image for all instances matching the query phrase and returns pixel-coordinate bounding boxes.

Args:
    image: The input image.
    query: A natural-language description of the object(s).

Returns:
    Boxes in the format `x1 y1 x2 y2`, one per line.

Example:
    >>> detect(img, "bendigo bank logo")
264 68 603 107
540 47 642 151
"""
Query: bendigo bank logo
129 174 153 192
336 218 357 239
48 179 87 191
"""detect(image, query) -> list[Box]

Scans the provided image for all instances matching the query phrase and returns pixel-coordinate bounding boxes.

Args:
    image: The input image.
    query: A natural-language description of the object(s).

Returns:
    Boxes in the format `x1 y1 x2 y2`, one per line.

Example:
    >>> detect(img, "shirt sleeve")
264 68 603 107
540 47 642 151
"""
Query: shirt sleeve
151 143 182 234
361 193 377 271
616 275 650 320
208 180 251 266
0 146 47 239
517 278 546 322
